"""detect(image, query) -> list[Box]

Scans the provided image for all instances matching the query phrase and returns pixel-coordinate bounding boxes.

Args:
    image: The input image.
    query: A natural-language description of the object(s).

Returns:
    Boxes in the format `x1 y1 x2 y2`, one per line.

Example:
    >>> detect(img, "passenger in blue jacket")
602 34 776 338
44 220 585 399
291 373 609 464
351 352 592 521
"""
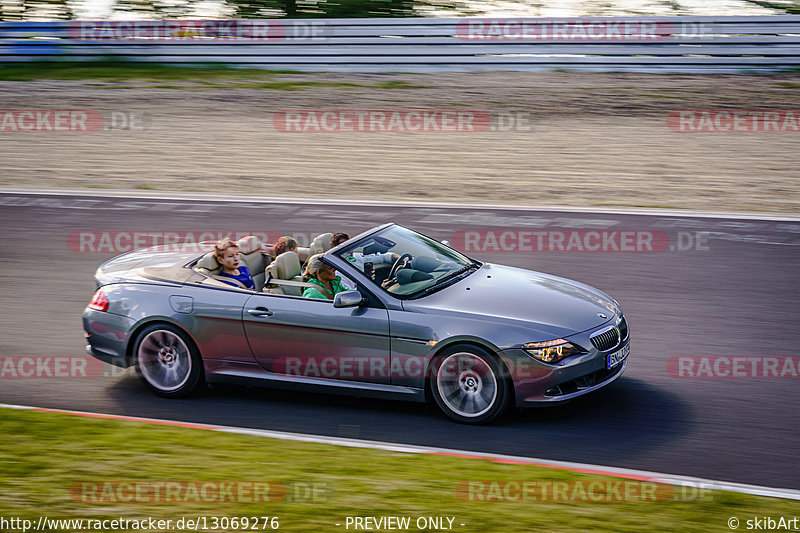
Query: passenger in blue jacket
215 238 255 290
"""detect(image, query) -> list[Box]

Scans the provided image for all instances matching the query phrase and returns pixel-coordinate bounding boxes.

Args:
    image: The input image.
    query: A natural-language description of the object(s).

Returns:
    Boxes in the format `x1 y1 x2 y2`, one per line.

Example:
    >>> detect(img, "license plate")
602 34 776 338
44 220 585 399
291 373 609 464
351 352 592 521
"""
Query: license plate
607 344 630 369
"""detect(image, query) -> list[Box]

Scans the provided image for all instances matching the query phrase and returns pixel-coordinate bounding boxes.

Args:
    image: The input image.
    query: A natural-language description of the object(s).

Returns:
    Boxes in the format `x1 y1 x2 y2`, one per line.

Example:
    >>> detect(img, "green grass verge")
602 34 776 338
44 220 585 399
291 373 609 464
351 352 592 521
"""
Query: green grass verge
0 61 426 91
0 61 281 82
202 80 364 90
0 408 797 532
371 81 426 89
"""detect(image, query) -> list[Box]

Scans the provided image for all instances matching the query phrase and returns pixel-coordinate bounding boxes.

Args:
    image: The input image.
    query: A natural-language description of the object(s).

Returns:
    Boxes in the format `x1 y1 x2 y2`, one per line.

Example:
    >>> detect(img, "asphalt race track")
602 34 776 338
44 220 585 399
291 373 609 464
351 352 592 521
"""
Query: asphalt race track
1 190 798 490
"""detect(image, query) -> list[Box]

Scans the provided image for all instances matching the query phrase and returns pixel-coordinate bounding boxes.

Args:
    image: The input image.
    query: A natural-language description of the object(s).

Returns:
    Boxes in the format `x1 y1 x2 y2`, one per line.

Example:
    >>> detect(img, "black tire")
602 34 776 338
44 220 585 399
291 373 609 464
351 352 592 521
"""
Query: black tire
429 344 511 424
133 323 203 398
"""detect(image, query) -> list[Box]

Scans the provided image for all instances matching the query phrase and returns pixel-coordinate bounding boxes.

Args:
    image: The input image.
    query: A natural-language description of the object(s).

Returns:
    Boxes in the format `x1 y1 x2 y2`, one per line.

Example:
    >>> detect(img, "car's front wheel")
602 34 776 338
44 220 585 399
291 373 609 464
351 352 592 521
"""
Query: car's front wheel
430 344 511 424
133 323 203 398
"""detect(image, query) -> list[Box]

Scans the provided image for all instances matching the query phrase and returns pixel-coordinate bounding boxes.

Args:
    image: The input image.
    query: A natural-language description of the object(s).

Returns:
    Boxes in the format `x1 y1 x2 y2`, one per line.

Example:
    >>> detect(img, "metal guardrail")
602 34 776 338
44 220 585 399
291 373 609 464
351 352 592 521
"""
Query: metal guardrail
1 16 800 73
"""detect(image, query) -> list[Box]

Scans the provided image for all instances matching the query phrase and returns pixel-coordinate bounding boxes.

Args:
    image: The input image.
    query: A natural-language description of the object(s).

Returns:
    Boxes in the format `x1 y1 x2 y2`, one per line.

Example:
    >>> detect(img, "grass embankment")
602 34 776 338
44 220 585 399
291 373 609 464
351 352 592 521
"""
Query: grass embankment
0 408 797 532
0 61 425 90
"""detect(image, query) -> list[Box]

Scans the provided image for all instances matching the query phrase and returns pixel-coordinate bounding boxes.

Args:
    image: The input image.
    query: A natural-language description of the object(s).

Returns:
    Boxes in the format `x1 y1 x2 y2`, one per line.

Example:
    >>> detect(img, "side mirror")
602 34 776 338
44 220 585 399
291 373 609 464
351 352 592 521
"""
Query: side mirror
333 290 365 308
441 240 450 247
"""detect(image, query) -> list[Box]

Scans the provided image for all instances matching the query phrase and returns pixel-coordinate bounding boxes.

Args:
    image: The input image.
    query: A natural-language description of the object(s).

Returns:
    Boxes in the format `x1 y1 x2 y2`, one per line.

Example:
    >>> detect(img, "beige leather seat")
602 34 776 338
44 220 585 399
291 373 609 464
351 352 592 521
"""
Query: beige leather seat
193 236 271 291
296 246 310 264
194 251 221 277
237 236 271 291
263 251 304 296
308 232 333 257
261 240 309 264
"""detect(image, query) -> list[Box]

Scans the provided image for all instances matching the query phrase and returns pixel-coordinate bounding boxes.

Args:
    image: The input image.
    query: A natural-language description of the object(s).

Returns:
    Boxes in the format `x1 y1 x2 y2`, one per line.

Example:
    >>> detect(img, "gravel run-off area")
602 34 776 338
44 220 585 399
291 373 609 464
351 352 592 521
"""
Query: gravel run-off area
1 71 799 213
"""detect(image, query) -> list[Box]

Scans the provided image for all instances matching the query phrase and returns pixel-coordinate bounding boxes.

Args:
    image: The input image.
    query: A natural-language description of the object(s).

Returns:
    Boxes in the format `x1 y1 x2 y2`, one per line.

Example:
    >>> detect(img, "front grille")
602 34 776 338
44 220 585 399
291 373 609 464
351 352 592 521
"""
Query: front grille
618 316 628 340
590 326 620 352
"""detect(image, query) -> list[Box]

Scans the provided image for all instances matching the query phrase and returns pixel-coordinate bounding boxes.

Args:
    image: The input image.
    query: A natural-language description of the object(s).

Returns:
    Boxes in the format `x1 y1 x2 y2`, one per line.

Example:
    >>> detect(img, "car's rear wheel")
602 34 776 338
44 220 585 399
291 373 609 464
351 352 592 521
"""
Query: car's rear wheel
134 324 203 398
430 344 511 424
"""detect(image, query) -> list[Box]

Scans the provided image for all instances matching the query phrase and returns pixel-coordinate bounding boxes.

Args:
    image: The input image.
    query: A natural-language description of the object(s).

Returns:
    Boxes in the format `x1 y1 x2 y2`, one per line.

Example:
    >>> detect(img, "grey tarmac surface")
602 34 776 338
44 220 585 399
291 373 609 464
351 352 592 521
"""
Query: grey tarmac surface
0 190 798 490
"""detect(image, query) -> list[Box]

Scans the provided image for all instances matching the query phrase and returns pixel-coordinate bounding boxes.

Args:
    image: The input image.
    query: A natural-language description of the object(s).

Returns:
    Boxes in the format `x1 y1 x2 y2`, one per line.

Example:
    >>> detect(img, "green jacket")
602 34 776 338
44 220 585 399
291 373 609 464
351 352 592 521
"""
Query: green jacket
302 276 348 300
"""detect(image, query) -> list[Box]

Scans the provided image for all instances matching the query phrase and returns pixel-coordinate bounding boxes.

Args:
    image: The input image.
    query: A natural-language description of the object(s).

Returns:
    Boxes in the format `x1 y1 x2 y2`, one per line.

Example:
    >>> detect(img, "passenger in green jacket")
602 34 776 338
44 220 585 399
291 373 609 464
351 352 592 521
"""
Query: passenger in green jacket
302 254 349 300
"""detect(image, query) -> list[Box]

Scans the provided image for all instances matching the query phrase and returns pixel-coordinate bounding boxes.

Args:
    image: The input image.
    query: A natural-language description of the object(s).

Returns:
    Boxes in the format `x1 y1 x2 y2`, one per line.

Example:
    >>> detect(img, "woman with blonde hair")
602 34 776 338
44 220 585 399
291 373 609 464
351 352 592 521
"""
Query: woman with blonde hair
302 254 348 300
214 237 255 290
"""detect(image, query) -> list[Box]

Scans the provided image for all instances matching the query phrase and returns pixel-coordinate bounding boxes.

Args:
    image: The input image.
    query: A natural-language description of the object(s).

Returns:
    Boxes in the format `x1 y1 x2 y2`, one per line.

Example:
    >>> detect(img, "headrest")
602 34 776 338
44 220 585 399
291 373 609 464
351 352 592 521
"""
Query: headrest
237 235 261 254
396 269 433 284
364 243 389 255
196 252 220 271
270 251 302 280
309 233 334 255
296 246 310 263
411 256 442 273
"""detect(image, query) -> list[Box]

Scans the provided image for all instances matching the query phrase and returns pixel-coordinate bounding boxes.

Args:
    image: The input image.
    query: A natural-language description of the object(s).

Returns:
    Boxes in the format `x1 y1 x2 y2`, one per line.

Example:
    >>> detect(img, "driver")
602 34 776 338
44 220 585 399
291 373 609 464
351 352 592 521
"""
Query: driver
344 250 400 274
332 233 399 288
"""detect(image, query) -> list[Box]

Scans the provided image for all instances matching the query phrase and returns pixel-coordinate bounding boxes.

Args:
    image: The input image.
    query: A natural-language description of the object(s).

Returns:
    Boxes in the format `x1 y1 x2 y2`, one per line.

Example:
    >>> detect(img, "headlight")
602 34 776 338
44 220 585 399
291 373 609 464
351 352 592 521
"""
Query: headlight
523 339 586 364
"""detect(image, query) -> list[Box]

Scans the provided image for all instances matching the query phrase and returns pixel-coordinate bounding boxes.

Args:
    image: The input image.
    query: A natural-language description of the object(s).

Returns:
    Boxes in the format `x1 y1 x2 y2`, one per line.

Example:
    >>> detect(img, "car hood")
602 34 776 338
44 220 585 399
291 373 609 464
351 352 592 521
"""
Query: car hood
408 263 619 337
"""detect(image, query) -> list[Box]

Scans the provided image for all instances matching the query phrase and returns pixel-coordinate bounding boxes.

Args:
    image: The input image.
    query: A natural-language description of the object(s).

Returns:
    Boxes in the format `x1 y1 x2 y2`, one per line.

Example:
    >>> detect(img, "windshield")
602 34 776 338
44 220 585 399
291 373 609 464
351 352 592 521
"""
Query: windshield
336 225 479 298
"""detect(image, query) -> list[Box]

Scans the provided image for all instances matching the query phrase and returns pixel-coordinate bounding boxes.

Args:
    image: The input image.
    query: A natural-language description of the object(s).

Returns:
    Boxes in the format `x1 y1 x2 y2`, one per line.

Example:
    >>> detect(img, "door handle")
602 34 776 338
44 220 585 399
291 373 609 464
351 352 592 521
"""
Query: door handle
247 307 274 317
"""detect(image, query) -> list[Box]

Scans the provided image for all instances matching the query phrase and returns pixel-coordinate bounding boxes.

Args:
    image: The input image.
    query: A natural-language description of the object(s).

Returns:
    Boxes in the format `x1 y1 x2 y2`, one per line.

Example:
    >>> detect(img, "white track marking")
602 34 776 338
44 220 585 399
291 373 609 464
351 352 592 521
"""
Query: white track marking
1 186 798 221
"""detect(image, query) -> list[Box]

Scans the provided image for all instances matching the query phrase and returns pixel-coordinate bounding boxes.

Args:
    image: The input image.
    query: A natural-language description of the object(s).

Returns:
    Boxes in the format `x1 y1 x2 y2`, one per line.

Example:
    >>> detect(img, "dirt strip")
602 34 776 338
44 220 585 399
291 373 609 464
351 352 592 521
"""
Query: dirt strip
1 72 798 212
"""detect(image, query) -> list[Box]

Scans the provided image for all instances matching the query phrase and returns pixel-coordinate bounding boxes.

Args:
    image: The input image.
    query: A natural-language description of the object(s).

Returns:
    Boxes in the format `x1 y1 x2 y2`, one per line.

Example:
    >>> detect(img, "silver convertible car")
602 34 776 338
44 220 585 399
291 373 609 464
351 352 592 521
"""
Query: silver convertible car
83 223 629 424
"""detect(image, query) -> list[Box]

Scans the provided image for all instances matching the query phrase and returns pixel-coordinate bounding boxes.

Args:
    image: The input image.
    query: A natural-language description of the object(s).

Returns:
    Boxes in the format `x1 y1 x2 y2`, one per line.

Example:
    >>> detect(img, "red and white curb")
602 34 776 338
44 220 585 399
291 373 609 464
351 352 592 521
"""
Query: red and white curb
3 402 799 501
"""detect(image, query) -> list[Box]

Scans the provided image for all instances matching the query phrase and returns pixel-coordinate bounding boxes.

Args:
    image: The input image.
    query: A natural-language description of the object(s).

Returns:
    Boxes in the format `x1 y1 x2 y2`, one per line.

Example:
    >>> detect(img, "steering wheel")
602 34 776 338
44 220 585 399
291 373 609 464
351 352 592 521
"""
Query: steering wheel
388 253 413 280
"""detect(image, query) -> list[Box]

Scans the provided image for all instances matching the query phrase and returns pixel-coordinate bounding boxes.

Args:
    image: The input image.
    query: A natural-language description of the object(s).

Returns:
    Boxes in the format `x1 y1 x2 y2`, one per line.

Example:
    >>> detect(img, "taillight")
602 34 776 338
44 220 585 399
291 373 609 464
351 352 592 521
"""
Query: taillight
88 289 109 312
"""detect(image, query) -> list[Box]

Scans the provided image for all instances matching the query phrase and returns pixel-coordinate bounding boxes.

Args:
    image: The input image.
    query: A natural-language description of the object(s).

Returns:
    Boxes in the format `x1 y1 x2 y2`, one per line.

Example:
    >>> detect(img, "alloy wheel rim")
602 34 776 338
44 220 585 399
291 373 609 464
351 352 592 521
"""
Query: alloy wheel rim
138 330 192 392
436 352 497 418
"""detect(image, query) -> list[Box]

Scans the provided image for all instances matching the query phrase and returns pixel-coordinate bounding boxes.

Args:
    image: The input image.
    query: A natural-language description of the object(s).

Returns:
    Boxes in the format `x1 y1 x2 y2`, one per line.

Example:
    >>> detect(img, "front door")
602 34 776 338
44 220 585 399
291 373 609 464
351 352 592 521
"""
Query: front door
242 293 392 384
